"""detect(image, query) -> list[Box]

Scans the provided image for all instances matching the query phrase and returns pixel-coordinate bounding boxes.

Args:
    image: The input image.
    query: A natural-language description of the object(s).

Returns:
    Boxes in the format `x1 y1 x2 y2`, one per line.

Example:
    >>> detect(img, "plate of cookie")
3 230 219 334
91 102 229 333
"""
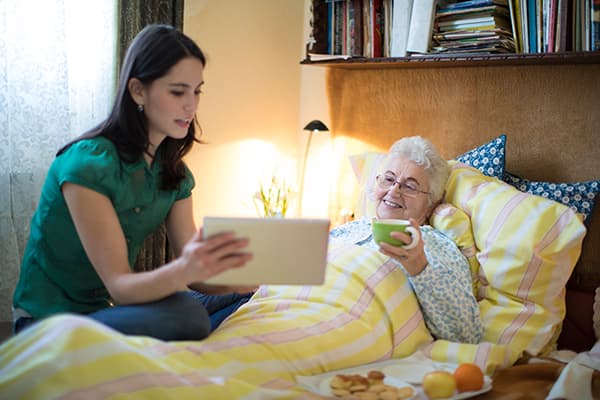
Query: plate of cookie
318 370 416 399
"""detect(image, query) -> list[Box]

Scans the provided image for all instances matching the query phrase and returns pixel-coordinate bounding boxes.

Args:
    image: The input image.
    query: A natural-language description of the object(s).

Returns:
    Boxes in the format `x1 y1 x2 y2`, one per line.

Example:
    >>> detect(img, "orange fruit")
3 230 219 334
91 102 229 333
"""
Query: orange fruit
453 363 484 393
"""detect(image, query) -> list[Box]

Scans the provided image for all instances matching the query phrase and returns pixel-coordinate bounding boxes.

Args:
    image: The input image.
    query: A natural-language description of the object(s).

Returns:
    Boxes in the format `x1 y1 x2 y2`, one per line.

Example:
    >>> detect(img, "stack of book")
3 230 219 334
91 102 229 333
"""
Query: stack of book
431 0 516 54
306 0 599 59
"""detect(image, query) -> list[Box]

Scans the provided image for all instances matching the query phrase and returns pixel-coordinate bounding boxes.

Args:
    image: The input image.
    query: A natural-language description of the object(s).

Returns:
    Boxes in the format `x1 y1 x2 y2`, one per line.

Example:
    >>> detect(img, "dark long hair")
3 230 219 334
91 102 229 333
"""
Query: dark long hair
57 24 206 190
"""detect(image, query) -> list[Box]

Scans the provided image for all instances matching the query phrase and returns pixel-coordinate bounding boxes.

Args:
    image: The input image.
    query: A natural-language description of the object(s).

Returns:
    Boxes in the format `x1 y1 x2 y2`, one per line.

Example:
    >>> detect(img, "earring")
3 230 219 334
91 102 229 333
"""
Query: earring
137 104 144 112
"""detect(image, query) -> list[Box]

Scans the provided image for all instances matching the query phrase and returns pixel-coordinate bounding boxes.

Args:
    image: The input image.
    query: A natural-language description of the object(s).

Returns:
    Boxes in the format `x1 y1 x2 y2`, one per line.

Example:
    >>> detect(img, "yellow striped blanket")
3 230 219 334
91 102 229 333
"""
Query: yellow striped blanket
0 243 508 400
0 162 586 399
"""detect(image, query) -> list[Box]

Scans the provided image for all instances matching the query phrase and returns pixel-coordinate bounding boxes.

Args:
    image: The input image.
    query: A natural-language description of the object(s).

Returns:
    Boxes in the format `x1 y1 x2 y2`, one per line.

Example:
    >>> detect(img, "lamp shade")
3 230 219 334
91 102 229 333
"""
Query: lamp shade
303 120 329 132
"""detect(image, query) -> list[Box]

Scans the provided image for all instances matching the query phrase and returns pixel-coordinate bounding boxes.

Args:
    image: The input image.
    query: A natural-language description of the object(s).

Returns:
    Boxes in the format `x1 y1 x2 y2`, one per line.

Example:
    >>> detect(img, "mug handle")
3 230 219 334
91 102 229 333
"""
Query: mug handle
402 226 421 250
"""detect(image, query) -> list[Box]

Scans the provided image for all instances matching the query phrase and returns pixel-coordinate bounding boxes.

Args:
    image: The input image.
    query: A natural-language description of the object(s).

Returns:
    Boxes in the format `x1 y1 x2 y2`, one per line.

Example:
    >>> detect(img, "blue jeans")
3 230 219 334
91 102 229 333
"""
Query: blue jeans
14 291 253 341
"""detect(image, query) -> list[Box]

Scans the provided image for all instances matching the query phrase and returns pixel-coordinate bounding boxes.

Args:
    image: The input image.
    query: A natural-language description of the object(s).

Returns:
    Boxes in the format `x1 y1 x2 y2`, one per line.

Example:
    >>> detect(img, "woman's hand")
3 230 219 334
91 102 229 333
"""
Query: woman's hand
377 218 428 276
177 229 253 285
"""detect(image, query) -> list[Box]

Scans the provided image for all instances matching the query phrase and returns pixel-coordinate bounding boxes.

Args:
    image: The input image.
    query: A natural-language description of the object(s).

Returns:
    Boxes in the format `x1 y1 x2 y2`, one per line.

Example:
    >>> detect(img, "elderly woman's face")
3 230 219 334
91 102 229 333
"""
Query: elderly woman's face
374 156 433 225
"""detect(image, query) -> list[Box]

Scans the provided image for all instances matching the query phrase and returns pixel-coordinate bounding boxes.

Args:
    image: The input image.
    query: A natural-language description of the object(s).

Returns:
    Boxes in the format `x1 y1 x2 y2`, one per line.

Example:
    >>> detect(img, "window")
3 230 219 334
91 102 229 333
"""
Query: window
0 0 117 322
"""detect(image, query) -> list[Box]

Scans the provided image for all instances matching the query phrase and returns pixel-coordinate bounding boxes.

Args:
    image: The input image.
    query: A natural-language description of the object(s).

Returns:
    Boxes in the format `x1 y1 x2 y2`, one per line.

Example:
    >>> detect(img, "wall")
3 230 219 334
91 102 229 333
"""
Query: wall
183 1 600 224
184 0 321 222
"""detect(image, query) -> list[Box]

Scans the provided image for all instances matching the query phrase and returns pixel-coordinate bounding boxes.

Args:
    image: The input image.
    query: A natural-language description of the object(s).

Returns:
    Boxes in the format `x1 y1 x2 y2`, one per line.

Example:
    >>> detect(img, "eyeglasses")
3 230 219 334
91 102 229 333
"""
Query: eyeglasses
375 174 430 197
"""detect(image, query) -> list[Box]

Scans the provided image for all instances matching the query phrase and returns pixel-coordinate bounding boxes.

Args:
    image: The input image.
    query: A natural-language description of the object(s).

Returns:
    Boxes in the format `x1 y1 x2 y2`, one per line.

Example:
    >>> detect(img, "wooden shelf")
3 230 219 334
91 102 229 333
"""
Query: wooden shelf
300 51 600 69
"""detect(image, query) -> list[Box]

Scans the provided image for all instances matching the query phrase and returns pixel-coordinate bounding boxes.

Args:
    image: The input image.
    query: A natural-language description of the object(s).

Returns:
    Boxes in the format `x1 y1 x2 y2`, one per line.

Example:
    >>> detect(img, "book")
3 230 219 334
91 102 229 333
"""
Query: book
309 0 329 54
438 19 512 32
437 15 511 27
546 0 557 52
590 0 600 51
362 0 372 56
527 0 538 52
307 52 355 61
434 28 512 39
553 0 568 52
437 5 509 17
508 0 522 52
438 0 509 11
371 0 385 57
437 7 510 22
333 0 345 54
519 0 530 52
573 0 581 51
348 0 364 56
327 0 334 54
390 0 414 56
406 0 438 53
537 0 544 51
383 0 393 56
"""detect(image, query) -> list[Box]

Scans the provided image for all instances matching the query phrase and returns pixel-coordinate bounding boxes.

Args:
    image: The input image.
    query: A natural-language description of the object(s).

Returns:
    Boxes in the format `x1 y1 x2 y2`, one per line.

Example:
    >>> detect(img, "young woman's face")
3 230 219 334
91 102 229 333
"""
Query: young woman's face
139 57 204 151
374 156 433 225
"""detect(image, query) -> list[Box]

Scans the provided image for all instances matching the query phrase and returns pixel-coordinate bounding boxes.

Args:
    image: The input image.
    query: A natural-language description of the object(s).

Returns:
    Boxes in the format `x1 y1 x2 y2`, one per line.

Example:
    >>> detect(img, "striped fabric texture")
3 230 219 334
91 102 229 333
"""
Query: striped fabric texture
0 163 586 399
1 244 435 399
431 161 587 362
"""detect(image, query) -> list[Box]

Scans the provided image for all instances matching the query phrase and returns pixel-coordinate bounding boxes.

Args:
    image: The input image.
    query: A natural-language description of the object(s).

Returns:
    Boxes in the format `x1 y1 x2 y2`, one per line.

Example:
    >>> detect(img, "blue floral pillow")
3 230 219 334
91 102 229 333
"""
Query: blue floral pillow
455 134 506 179
503 172 600 222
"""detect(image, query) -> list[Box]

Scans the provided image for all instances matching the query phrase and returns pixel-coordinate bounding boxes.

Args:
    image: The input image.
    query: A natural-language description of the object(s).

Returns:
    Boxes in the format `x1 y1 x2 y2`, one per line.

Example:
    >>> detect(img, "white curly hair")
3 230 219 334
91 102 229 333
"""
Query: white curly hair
381 136 450 207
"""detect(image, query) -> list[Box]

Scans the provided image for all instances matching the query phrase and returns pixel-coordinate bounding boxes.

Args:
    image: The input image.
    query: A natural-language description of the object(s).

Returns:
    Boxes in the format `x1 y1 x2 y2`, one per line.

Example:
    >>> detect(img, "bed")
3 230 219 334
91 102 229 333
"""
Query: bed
1 75 599 399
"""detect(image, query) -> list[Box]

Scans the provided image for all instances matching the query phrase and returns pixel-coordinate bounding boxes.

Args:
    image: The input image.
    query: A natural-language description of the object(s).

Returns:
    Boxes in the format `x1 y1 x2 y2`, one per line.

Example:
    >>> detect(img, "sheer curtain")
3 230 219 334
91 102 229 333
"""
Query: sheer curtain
0 0 117 322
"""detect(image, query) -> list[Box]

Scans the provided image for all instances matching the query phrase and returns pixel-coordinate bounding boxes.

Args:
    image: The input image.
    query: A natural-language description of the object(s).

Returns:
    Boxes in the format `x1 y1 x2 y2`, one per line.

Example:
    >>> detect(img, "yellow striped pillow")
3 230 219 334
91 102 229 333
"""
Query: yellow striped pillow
438 161 587 357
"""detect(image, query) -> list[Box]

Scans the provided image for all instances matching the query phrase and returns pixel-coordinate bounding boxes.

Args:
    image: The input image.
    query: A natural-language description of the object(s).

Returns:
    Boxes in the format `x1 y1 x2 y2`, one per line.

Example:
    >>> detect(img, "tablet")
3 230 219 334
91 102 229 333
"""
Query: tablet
202 216 331 285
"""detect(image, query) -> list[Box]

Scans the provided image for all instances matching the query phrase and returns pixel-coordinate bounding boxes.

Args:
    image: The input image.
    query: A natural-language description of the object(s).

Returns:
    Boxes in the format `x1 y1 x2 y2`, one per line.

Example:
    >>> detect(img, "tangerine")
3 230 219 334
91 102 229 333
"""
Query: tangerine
453 363 484 393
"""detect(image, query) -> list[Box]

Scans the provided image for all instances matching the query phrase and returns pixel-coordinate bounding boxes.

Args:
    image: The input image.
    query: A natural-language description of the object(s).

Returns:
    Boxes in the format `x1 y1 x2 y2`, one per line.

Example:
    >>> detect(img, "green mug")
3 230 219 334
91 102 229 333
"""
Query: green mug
372 218 420 249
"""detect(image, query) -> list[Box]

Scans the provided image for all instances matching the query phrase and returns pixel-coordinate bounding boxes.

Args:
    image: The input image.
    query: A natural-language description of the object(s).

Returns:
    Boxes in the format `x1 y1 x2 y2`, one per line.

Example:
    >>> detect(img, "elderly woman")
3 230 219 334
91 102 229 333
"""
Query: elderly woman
330 136 483 343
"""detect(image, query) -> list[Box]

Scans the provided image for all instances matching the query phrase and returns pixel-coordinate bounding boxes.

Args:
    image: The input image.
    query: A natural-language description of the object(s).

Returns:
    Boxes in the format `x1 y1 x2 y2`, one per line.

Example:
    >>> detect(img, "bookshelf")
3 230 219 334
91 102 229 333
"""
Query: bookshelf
300 51 600 69
304 0 600 70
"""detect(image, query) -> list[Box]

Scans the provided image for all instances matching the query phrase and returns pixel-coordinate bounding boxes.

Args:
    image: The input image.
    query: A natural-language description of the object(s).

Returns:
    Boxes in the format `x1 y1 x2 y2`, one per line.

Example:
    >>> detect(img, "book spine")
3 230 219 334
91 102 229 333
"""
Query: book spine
310 0 330 54
353 0 364 56
406 0 437 53
537 0 543 52
528 0 537 52
390 0 415 57
334 1 344 54
554 0 568 51
328 1 335 53
362 0 372 56
519 0 530 52
508 0 521 53
547 0 557 51
590 0 600 51
372 0 384 57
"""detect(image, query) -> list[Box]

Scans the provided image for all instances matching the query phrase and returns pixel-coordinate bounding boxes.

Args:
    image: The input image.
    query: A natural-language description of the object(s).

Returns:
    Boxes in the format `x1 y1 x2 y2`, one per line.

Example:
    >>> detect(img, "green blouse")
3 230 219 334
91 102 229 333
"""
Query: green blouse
13 136 194 318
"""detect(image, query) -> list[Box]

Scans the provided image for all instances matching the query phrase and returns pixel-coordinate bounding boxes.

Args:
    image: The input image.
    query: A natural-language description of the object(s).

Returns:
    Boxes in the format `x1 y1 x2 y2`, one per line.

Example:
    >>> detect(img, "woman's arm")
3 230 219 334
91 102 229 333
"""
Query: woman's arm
63 182 188 303
63 183 252 304
401 228 483 344
164 195 197 257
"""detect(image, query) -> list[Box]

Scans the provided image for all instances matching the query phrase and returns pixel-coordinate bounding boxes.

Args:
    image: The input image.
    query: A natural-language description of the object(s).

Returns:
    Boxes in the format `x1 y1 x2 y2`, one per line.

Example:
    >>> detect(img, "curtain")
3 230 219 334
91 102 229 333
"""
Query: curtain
117 0 185 77
116 0 185 272
0 1 117 322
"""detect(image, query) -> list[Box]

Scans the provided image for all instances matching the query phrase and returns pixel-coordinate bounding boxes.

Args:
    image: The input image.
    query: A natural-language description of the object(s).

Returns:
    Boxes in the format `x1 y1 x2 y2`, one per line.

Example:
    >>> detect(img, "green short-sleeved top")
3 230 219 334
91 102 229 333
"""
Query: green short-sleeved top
13 136 195 318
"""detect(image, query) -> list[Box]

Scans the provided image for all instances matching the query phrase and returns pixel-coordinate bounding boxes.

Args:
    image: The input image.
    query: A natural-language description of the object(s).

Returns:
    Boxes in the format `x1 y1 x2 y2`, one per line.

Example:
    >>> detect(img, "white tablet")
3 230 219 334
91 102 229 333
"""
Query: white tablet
202 216 331 285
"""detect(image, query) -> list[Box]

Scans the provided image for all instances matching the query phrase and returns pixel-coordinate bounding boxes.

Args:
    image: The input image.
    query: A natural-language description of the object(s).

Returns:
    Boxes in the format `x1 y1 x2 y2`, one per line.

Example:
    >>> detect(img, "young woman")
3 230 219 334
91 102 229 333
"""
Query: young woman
12 24 255 340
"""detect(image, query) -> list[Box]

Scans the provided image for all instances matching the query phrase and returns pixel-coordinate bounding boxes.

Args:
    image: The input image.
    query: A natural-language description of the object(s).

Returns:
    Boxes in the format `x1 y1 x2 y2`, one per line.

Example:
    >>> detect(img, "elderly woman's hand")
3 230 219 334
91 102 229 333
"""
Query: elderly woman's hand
377 218 428 276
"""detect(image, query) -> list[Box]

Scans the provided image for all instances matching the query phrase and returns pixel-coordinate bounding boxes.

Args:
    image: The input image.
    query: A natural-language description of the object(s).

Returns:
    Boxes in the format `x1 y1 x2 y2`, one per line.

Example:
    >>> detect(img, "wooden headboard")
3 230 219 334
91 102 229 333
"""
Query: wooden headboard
324 63 600 350
325 64 599 182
